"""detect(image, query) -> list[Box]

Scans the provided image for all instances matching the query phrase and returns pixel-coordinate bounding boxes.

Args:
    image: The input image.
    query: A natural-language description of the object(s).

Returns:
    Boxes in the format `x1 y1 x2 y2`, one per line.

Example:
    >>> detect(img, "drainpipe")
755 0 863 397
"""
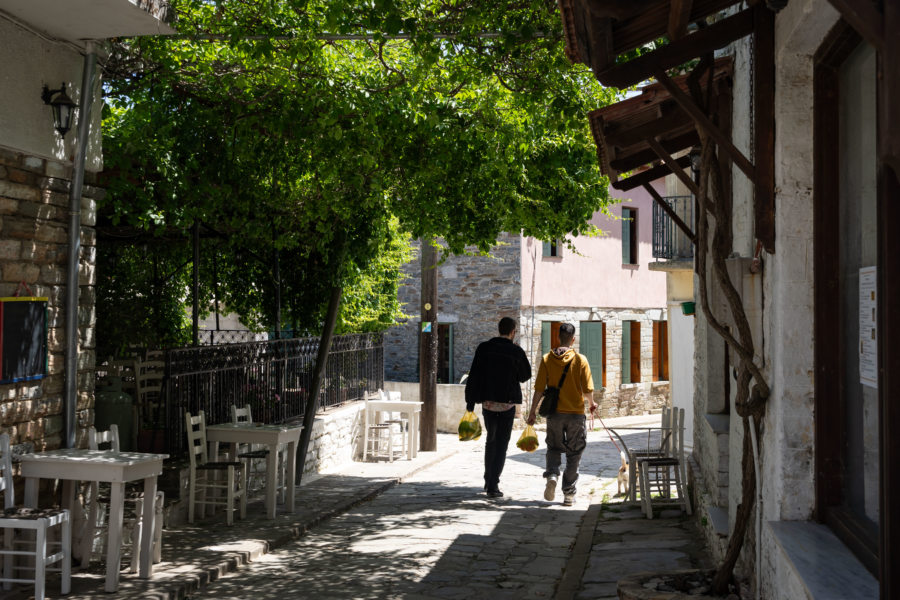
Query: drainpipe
64 41 97 448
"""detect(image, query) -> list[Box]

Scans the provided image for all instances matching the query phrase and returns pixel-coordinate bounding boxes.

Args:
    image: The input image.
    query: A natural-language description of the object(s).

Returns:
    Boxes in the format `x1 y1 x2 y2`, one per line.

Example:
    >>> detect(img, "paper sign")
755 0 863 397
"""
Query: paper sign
859 266 878 389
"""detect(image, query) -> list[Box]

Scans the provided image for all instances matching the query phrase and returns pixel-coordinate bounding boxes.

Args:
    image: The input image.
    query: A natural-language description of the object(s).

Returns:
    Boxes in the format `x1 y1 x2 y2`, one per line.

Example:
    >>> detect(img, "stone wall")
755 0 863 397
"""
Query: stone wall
519 306 670 416
0 147 99 450
384 234 522 384
302 402 363 473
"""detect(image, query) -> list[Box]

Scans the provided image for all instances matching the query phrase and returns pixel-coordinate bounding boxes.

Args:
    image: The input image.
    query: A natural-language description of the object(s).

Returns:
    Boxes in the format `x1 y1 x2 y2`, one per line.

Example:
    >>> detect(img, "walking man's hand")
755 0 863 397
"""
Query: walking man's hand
525 412 536 426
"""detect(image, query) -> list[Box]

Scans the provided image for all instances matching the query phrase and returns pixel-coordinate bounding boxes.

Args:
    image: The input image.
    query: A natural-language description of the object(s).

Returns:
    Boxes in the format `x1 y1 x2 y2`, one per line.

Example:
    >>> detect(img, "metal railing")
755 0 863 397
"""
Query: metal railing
162 333 384 456
197 330 271 345
652 195 694 260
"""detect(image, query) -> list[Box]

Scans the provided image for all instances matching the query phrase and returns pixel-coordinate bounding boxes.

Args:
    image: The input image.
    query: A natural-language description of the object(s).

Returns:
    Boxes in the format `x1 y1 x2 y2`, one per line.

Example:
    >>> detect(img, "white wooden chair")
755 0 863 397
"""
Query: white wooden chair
231 404 286 503
185 411 247 525
0 433 71 598
626 406 673 503
133 359 165 448
362 392 404 462
638 407 692 518
80 426 164 572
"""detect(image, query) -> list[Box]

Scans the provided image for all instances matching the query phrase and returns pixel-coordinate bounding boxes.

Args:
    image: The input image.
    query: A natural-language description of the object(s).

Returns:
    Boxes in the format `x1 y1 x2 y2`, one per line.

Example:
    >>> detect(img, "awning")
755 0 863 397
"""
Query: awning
0 0 175 42
588 56 732 190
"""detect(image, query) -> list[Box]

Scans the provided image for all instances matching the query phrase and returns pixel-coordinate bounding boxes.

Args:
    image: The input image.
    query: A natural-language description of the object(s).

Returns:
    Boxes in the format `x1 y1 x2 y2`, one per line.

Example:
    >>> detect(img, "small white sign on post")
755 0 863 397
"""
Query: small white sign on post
859 266 878 389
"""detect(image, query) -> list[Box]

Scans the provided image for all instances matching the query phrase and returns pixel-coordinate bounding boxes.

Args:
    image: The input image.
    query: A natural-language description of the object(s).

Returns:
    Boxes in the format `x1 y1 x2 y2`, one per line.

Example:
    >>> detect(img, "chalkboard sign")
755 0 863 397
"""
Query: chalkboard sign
0 297 48 384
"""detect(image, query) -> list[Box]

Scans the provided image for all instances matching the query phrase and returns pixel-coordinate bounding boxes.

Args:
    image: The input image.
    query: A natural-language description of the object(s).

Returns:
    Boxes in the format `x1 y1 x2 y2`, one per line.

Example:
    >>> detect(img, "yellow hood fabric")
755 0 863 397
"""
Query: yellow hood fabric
534 348 593 414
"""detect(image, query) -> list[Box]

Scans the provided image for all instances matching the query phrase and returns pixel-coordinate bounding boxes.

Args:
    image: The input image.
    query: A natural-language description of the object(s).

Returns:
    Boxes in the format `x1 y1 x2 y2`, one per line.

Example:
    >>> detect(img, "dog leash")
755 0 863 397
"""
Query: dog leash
594 413 623 455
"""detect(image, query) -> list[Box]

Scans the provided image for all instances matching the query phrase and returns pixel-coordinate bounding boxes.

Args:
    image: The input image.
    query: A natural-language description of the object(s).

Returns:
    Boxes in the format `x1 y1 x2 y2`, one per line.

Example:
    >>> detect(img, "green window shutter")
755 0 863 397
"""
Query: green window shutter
541 321 551 355
622 208 632 264
621 321 632 384
580 322 603 388
542 241 551 257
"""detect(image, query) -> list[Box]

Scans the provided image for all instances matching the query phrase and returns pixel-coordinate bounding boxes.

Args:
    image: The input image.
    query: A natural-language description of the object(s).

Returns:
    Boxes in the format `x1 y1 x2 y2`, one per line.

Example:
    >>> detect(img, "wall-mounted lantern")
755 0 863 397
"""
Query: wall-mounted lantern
41 82 76 138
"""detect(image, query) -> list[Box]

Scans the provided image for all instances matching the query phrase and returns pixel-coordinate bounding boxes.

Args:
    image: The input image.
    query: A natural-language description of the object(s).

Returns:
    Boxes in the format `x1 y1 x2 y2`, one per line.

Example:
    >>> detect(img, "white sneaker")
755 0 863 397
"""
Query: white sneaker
563 493 575 506
544 478 557 501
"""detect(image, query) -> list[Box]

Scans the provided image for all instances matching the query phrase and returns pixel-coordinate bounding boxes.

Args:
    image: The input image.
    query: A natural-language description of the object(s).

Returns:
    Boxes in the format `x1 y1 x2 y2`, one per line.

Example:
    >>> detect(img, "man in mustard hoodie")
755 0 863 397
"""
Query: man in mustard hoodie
525 323 597 506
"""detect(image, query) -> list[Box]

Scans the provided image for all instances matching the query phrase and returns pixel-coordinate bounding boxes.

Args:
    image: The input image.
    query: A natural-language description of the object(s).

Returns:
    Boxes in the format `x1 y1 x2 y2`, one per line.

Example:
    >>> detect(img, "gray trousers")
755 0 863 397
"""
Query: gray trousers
543 413 587 495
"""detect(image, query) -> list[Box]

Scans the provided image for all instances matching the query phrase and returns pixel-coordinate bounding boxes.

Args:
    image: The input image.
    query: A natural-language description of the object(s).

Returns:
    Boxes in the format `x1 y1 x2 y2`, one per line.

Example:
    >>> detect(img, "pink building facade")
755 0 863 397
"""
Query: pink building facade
519 180 670 416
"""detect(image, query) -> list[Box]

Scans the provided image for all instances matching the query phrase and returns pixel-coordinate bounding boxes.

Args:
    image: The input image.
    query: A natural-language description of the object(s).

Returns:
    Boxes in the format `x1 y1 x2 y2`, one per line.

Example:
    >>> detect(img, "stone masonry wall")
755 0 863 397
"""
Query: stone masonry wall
384 234 521 384
520 306 670 416
0 147 99 450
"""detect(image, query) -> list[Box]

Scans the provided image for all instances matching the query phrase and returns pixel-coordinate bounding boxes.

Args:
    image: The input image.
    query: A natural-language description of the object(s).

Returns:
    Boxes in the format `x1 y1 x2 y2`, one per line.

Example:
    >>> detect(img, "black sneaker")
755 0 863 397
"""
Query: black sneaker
486 489 504 498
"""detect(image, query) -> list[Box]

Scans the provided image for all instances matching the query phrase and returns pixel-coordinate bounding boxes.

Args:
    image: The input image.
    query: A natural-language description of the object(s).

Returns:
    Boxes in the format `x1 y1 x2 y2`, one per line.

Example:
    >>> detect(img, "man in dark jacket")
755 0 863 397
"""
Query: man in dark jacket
465 317 531 498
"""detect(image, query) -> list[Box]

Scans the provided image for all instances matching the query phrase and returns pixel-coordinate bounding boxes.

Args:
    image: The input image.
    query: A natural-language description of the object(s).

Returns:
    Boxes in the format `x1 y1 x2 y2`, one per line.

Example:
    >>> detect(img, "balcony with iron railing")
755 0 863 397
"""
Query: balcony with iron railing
652 195 695 265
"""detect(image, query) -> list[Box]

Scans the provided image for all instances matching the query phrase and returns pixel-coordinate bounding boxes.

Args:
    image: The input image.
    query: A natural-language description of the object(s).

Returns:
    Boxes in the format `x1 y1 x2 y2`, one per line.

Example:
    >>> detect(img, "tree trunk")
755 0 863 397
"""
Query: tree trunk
295 281 343 483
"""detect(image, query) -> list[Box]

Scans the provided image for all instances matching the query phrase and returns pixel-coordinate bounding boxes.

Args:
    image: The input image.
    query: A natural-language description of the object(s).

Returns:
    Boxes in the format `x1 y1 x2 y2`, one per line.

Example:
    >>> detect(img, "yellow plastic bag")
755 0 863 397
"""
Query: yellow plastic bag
516 424 539 452
458 411 482 441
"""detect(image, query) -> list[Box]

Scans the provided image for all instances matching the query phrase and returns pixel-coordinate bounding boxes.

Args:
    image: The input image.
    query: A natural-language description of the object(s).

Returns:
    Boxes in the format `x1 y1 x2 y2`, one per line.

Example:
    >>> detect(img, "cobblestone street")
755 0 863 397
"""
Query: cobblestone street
186 417 711 600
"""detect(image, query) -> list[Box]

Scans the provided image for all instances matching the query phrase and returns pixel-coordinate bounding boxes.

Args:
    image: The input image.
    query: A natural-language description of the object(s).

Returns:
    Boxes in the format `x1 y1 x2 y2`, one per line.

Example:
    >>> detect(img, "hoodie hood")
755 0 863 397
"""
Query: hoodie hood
549 348 576 363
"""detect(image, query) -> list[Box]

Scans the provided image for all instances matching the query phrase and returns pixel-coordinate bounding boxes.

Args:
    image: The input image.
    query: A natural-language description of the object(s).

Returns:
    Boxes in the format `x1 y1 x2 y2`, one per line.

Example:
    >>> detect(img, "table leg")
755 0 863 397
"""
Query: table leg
139 476 157 578
105 482 125 592
286 441 296 513
266 444 277 519
407 411 414 460
24 477 38 508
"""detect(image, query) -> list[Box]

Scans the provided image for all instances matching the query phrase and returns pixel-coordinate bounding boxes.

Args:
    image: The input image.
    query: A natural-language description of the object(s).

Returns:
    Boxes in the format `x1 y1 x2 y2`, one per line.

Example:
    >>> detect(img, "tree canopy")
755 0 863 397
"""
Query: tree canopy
96 0 619 350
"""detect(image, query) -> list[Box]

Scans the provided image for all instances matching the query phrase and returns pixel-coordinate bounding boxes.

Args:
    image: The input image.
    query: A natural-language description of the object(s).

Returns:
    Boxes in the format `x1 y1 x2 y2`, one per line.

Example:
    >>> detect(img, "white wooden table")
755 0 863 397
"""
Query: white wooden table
20 449 167 592
206 423 303 519
364 399 423 460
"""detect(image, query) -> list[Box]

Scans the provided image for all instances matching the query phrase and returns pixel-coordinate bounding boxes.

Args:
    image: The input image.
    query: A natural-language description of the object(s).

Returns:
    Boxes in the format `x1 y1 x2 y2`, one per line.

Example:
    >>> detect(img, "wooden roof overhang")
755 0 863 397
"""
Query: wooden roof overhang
588 56 733 188
559 0 775 250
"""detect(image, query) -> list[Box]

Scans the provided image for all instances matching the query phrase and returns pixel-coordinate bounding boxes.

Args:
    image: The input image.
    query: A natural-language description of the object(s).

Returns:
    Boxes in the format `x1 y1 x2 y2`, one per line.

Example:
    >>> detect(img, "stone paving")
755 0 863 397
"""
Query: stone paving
6 415 713 599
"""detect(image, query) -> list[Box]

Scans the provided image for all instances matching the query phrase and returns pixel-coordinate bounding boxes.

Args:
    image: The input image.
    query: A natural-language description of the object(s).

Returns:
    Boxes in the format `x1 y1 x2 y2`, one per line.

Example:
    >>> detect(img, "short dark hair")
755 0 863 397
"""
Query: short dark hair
498 317 516 336
558 322 575 345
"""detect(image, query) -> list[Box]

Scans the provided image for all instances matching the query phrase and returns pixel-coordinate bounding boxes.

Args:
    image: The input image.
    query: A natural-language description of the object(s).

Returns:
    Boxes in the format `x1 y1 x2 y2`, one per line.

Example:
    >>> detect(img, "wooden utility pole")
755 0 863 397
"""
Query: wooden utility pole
419 237 438 451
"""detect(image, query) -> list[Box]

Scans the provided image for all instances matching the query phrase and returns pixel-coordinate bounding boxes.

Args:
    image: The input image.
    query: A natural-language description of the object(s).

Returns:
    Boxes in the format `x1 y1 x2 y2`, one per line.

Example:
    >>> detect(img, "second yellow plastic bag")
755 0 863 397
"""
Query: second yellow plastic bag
517 424 539 452
458 410 482 441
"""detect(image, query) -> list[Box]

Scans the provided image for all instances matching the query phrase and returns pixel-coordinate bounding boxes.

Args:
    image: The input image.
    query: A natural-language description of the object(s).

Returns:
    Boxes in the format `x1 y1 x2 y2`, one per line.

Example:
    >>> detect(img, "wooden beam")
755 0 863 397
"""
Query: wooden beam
609 130 699 173
754 7 776 253
603 106 693 149
642 183 696 242
826 0 885 52
595 7 754 88
883 0 900 176
612 155 691 191
647 137 701 196
655 70 756 180
668 0 694 40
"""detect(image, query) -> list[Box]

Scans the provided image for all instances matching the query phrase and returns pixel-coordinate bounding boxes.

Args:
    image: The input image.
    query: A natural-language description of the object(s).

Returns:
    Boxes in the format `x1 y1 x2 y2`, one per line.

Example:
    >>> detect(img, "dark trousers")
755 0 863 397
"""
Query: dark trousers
483 407 516 492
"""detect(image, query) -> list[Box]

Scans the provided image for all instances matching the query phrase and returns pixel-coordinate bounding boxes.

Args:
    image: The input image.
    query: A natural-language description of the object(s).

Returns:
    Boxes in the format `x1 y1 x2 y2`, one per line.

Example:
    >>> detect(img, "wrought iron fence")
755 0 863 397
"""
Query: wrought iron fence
652 195 695 260
197 330 271 345
161 333 383 456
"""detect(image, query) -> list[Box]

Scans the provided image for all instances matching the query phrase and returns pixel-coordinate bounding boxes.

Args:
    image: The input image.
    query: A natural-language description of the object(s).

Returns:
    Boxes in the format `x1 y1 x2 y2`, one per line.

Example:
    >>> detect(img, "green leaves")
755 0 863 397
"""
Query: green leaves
99 0 617 340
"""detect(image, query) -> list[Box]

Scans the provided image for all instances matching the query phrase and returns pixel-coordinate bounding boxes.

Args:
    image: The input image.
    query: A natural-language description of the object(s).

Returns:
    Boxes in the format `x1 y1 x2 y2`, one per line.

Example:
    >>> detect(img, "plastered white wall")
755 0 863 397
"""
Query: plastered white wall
0 19 103 171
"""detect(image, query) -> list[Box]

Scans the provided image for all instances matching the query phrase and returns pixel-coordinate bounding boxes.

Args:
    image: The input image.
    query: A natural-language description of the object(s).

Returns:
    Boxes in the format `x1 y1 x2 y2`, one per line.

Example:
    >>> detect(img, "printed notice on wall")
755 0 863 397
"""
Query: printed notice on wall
859 266 878 389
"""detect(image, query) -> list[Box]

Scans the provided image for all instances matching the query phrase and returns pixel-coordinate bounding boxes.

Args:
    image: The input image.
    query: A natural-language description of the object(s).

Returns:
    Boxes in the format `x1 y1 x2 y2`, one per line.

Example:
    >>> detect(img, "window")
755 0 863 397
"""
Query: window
622 207 638 264
815 27 880 575
542 240 562 258
580 322 605 389
652 321 669 381
621 320 641 384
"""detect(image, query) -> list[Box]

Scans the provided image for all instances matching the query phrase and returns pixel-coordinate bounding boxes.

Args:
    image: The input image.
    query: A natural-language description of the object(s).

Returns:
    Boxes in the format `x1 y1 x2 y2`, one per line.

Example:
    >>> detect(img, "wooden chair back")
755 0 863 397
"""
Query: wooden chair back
88 425 121 452
0 433 15 510
185 411 211 468
232 404 253 424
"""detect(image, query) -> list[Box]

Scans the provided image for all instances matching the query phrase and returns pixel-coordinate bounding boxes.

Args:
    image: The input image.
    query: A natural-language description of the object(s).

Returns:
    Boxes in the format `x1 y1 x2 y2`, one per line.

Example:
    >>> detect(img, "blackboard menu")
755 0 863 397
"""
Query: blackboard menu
0 297 48 384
